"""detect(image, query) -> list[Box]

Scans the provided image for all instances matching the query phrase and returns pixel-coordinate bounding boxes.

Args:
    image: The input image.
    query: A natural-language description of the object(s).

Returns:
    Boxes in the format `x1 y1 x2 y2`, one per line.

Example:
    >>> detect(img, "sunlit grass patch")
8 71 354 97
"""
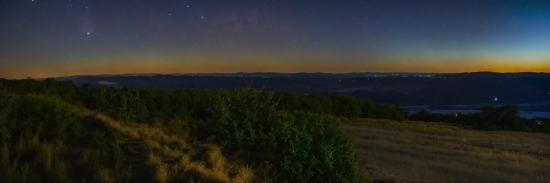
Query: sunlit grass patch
83 108 254 183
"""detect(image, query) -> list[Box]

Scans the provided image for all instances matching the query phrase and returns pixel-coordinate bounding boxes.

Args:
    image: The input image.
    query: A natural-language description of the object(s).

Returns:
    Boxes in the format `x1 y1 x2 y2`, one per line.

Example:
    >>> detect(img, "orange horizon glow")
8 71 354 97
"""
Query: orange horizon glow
2 57 548 79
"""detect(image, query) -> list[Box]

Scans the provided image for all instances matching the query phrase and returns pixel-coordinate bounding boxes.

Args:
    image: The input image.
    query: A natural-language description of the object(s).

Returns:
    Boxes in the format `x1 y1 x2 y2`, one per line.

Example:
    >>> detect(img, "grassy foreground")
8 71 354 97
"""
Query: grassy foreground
0 99 254 183
0 87 363 182
2 79 549 182
343 118 550 183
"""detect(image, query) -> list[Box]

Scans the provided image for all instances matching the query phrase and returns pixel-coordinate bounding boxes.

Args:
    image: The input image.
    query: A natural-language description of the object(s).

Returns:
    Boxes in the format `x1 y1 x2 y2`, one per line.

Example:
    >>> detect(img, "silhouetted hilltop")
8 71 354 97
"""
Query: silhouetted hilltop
56 72 549 108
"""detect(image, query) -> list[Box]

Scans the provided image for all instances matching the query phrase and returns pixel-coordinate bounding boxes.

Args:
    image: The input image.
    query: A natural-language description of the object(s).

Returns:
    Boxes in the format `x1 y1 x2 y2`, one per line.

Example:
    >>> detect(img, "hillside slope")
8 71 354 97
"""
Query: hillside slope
0 87 364 183
343 118 550 183
0 93 255 183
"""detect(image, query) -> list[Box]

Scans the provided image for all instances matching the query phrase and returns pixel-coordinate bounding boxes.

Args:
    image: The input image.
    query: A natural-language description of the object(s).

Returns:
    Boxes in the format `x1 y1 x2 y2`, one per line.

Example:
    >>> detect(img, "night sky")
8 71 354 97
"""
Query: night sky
1 0 549 79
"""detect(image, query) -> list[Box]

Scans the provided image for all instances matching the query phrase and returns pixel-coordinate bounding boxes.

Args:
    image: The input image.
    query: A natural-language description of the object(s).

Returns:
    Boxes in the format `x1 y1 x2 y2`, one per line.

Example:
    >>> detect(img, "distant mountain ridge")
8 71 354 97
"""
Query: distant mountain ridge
56 72 550 110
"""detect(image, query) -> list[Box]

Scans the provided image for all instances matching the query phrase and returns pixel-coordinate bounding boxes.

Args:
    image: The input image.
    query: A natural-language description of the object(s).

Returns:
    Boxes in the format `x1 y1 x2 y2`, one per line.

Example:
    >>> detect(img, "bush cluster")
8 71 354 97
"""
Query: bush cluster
211 87 363 182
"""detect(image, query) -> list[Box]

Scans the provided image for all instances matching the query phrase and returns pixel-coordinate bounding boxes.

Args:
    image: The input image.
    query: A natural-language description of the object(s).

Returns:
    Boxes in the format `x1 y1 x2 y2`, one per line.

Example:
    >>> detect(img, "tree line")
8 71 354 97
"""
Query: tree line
1 78 546 134
0 78 406 124
409 105 550 133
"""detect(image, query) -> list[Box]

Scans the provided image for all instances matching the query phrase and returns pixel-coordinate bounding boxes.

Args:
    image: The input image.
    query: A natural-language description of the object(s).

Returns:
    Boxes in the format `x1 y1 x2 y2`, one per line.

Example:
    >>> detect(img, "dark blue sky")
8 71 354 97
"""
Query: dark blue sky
1 0 549 78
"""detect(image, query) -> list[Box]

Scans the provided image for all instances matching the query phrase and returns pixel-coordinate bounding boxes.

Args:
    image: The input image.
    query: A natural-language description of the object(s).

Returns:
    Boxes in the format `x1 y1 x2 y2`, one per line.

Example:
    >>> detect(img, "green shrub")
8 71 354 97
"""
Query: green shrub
272 111 363 182
6 94 81 143
0 90 15 144
210 86 279 148
210 86 363 182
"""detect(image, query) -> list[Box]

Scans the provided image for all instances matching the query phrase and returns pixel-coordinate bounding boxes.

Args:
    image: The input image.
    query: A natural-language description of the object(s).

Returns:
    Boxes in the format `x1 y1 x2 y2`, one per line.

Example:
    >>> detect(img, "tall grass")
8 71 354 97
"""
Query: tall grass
0 94 81 183
0 133 72 183
81 109 254 183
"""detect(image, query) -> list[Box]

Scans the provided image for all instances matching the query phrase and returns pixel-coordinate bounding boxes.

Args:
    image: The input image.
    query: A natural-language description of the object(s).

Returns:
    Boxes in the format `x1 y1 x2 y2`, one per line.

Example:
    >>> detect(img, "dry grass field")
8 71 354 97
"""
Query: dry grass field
342 118 550 183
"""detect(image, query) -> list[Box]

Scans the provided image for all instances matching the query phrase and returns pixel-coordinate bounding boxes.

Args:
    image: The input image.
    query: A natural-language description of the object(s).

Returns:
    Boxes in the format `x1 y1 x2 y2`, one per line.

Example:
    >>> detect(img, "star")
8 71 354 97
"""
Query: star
86 32 90 36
